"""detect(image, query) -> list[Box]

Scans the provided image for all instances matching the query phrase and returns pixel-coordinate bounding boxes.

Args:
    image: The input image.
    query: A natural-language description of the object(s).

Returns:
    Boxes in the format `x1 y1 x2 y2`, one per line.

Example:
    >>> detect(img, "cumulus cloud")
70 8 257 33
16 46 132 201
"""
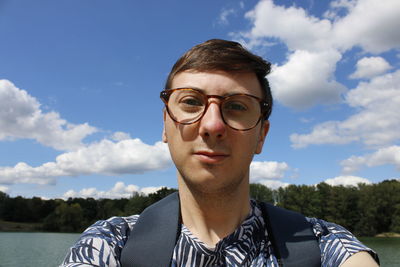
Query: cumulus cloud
63 181 164 199
291 70 400 148
258 179 290 189
0 162 60 185
239 0 341 108
250 161 289 180
328 0 357 12
324 175 371 187
0 139 172 185
341 145 400 173
111 131 132 141
234 0 400 109
269 50 345 109
290 121 358 148
0 80 97 151
250 161 290 189
243 0 400 53
244 0 333 52
349 56 392 79
332 0 400 53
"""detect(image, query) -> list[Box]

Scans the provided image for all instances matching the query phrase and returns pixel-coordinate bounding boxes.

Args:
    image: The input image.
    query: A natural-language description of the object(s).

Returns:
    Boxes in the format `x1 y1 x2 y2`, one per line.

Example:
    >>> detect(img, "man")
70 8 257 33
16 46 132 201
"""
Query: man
61 39 379 266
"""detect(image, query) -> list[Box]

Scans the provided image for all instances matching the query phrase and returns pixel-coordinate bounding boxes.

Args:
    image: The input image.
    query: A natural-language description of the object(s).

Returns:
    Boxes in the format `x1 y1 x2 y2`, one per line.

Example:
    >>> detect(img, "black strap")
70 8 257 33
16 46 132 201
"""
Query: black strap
121 192 181 267
259 202 321 267
121 193 320 267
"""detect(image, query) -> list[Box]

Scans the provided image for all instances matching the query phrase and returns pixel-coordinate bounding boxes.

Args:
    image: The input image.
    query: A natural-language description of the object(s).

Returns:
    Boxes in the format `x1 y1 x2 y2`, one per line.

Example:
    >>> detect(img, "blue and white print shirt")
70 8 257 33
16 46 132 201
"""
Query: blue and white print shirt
61 201 378 267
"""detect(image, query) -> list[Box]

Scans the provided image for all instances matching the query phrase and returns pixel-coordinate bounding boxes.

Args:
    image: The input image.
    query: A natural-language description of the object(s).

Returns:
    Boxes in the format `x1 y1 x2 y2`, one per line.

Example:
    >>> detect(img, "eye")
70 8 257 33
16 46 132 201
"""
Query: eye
224 101 247 111
181 96 203 106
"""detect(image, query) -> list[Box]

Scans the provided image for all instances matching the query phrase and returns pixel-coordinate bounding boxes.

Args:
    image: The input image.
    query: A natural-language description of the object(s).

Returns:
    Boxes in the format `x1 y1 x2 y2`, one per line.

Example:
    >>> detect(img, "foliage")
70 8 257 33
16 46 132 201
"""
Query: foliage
0 180 399 236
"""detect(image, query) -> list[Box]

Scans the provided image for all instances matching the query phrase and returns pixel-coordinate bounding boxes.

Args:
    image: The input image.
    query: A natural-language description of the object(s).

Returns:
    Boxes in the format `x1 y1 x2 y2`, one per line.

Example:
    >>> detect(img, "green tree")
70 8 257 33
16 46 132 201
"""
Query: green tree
68 197 98 223
46 202 85 232
279 185 320 217
315 182 332 219
148 187 178 204
249 183 274 203
0 191 9 219
390 204 400 233
124 193 150 215
373 180 400 233
356 184 378 236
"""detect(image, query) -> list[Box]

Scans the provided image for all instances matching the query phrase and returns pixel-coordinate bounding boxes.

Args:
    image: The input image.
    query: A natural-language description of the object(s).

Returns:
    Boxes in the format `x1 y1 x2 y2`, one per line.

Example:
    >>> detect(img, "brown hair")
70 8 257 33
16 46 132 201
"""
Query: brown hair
165 39 273 119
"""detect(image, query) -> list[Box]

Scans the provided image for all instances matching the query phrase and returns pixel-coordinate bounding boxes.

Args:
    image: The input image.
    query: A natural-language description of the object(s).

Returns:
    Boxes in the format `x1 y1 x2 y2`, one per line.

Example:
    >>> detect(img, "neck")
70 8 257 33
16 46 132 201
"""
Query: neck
178 175 250 247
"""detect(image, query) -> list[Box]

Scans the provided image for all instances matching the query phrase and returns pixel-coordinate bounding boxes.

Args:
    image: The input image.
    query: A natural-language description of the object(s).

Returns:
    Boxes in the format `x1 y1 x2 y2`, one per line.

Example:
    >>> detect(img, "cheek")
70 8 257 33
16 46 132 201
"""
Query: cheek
164 118 198 146
239 132 260 152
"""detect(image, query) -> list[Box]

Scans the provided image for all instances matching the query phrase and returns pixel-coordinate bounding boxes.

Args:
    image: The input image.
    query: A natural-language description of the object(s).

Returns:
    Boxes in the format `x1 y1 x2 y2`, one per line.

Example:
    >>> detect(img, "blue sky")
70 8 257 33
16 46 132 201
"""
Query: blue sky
1 0 399 199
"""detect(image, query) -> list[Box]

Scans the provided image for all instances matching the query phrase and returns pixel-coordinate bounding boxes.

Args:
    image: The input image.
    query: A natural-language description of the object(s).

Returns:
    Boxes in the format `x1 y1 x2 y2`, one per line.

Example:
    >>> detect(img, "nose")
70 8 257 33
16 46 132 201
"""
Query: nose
198 101 227 140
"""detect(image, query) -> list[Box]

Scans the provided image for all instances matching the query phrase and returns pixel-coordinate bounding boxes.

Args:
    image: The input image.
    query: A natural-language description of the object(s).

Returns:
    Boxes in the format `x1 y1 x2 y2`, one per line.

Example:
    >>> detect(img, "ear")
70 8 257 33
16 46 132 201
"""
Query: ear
255 120 269 154
162 109 168 143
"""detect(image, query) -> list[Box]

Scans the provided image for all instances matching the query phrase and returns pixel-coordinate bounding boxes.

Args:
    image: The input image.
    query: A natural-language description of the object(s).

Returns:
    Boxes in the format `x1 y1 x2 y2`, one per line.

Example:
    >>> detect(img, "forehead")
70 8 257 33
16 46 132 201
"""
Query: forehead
171 71 262 98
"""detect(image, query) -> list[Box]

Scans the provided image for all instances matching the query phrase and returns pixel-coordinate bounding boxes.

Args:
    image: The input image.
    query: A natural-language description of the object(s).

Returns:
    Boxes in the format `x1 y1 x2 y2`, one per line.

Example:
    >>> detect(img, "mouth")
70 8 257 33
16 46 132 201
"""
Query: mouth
193 150 229 164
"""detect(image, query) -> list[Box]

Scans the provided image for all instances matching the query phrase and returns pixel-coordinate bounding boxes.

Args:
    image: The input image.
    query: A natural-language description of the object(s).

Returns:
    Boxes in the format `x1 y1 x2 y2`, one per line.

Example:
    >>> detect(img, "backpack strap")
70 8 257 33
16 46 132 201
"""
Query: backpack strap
121 192 181 267
121 193 321 267
258 202 321 267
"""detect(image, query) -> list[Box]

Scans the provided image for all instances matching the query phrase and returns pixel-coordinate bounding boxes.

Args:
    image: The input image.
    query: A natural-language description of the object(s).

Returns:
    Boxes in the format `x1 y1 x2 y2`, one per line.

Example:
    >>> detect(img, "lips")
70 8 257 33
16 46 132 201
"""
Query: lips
193 150 229 164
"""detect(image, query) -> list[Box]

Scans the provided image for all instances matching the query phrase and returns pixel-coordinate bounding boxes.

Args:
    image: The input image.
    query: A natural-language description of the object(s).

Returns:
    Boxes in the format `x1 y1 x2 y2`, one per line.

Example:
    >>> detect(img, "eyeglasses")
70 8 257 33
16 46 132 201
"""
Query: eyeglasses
160 88 270 131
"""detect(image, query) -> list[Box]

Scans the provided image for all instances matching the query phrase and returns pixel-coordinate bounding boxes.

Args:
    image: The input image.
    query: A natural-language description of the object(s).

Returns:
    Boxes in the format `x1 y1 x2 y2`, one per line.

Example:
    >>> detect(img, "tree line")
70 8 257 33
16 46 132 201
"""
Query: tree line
0 180 399 236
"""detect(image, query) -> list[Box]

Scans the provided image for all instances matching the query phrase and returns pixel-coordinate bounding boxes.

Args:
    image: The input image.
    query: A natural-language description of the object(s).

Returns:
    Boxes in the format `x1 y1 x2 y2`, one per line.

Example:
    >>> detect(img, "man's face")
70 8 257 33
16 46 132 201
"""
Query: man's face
162 70 269 194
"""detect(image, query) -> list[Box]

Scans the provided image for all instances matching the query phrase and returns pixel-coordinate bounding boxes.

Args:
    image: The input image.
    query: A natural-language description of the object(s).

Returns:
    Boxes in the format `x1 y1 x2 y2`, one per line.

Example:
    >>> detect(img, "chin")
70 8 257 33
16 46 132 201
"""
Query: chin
179 171 246 196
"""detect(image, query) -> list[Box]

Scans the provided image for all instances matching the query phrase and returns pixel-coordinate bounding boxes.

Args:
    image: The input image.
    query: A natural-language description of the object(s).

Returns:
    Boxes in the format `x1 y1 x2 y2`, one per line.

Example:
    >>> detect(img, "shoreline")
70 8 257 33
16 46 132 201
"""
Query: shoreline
374 232 400 238
1 220 400 237
0 220 42 232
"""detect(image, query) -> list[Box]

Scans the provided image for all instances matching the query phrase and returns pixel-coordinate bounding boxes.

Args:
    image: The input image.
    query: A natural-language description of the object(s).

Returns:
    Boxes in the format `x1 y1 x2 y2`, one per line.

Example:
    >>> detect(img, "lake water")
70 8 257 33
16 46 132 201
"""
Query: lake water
0 232 398 266
0 232 80 267
360 237 400 267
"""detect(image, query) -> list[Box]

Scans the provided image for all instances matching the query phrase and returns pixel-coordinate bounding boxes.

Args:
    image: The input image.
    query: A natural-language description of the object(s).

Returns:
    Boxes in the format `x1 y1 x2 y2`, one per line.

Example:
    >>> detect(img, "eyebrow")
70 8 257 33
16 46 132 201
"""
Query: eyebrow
173 86 246 97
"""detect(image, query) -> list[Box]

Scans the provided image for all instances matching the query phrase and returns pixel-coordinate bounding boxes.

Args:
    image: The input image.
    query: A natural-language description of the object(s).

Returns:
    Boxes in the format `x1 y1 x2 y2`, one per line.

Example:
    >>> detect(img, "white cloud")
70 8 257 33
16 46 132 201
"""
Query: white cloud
269 49 345 109
341 145 400 173
140 186 163 195
331 0 357 10
249 160 293 189
62 181 164 199
0 139 172 185
290 121 358 148
242 0 400 53
250 161 289 181
349 56 392 79
258 179 290 189
0 80 97 151
324 175 371 187
291 70 400 148
234 0 400 109
332 0 400 53
218 8 236 25
0 162 60 185
111 131 132 141
324 0 358 20
244 0 333 52
0 185 9 193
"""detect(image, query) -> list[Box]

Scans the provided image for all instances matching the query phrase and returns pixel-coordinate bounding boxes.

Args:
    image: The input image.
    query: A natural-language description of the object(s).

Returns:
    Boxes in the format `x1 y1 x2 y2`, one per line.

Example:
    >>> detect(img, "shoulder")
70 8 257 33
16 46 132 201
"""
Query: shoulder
307 217 379 267
60 215 139 267
82 215 140 241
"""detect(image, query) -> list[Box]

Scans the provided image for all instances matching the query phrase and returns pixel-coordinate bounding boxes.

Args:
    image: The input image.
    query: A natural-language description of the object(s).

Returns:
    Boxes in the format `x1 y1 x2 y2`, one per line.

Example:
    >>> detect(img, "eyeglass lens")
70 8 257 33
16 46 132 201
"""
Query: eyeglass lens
166 89 262 130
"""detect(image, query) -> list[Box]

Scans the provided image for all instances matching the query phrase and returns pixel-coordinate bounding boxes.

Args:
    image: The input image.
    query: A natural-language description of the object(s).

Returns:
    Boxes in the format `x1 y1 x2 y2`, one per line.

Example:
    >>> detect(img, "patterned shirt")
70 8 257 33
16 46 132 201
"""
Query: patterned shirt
61 201 378 266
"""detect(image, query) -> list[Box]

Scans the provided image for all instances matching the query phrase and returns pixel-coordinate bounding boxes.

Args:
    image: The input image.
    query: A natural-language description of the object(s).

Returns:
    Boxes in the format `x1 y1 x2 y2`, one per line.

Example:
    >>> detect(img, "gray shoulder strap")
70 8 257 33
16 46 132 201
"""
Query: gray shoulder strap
121 192 180 267
121 193 320 267
259 202 321 267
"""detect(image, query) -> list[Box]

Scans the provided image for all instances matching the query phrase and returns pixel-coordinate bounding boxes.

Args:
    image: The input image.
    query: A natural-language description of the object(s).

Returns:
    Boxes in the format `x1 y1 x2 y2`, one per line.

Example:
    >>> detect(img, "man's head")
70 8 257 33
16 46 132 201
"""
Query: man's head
162 39 273 195
165 39 273 119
